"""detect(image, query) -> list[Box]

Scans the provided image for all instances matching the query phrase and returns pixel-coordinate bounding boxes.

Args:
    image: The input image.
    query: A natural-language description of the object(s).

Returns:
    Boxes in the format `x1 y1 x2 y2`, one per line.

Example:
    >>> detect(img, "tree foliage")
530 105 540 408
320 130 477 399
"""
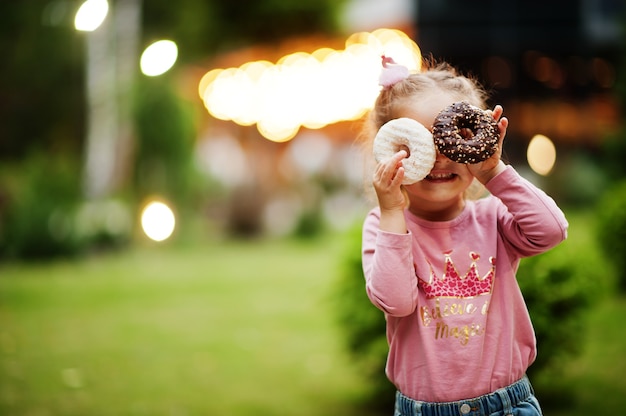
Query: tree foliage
0 0 84 158
596 181 626 291
0 0 347 159
0 0 347 258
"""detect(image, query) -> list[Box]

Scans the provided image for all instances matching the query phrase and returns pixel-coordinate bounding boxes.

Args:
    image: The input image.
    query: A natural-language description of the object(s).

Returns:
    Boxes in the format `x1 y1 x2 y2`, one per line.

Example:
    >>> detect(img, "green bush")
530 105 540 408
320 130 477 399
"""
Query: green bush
0 154 83 259
596 179 626 292
548 151 608 207
601 130 626 181
73 198 133 249
133 76 198 207
333 222 395 411
517 215 611 379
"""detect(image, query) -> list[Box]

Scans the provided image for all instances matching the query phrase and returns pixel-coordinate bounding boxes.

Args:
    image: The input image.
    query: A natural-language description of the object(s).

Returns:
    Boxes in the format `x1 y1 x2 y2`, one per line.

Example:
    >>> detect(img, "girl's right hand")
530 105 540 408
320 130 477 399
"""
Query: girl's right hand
373 150 408 212
469 105 508 184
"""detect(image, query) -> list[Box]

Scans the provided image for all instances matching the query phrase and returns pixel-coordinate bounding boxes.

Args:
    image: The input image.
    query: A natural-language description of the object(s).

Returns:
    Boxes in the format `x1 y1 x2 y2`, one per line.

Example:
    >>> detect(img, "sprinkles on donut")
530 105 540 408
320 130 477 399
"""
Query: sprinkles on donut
432 101 499 164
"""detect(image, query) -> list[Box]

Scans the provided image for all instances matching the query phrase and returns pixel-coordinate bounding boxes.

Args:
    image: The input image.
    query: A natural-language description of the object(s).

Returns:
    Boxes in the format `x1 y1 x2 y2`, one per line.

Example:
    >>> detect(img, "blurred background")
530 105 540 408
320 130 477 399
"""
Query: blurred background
1 0 625 415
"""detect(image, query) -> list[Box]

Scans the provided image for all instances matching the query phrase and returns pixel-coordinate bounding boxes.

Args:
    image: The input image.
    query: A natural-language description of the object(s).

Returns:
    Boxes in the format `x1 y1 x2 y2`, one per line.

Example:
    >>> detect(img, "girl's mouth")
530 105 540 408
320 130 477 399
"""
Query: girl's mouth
425 172 457 181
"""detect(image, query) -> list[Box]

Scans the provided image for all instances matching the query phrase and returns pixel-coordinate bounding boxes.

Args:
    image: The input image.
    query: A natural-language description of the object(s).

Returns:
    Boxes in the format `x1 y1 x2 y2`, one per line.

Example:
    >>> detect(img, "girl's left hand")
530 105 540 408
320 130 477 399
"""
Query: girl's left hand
468 104 508 184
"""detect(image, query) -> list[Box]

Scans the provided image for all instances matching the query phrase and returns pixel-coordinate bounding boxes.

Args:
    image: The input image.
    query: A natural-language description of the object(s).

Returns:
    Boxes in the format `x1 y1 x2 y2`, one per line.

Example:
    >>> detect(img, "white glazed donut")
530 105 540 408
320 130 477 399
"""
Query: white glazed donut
373 118 437 184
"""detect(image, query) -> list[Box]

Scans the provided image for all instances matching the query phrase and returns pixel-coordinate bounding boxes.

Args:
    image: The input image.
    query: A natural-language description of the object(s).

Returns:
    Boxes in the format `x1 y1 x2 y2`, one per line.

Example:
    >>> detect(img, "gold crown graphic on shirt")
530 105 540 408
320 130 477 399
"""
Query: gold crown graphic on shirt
419 250 495 298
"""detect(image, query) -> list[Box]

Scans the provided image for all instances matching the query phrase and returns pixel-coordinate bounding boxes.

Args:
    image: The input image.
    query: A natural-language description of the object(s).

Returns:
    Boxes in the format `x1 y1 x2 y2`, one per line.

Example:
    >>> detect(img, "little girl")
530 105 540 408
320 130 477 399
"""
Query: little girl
361 58 568 416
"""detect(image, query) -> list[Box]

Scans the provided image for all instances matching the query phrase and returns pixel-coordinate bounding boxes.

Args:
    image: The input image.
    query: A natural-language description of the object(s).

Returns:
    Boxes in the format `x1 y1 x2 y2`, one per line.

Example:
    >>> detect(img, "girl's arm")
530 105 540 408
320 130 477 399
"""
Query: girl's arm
362 210 419 317
362 149 419 316
487 166 568 256
473 105 567 254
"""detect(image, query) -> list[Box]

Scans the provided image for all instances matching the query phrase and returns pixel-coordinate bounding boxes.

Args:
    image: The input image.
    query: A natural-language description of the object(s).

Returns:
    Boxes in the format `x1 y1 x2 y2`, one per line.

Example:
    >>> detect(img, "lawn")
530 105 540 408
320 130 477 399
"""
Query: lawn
0 236 370 416
1 228 625 415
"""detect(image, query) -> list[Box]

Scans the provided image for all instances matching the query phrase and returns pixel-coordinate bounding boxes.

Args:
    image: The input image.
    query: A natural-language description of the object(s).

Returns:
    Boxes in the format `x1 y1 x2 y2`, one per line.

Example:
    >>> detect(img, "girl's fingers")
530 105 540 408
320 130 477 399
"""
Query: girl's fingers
389 166 405 187
491 105 503 120
373 151 408 210
487 105 507 141
498 116 508 140
375 150 406 184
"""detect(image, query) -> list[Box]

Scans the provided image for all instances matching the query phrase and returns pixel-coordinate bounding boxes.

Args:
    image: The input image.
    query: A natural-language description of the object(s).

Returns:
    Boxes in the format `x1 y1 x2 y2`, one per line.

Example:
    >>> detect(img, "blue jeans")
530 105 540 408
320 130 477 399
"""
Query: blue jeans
394 376 542 416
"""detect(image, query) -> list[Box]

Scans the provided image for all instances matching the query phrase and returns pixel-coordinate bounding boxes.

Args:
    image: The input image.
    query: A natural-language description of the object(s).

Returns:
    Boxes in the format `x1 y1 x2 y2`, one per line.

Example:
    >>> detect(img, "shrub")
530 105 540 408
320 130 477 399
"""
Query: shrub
333 222 395 411
518 210 613 409
517 214 611 379
596 179 626 292
133 77 198 207
601 130 626 180
0 154 83 259
548 151 608 207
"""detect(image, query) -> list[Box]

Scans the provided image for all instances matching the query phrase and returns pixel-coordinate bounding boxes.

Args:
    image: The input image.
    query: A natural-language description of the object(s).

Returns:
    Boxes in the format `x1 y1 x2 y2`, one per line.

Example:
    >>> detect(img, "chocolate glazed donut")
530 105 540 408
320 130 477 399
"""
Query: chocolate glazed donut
432 101 499 164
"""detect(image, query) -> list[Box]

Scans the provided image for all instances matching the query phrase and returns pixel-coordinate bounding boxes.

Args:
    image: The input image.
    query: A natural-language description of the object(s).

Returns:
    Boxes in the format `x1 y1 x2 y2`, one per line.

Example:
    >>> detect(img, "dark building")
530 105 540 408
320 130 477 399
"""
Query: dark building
415 0 624 149
416 0 623 98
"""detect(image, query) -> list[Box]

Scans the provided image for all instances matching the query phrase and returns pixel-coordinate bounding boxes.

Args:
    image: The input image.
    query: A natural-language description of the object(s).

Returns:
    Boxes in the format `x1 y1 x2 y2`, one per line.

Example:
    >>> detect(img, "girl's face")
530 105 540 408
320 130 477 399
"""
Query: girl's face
392 93 476 221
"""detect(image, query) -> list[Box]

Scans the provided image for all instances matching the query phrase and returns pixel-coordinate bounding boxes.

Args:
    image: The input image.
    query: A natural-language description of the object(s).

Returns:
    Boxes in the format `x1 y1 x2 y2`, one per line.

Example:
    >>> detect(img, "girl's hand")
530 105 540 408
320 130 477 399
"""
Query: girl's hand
373 150 409 233
373 150 408 212
468 104 508 184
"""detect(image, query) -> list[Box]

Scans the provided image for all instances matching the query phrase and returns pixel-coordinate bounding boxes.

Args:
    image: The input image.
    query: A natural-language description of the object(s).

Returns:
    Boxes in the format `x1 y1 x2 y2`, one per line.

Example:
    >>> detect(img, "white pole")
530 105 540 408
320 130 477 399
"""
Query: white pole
83 11 117 199
82 0 141 199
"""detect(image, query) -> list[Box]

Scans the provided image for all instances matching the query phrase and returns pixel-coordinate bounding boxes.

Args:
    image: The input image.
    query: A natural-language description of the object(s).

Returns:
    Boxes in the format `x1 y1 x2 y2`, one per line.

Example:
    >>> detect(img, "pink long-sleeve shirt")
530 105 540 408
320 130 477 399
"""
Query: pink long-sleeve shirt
361 166 568 402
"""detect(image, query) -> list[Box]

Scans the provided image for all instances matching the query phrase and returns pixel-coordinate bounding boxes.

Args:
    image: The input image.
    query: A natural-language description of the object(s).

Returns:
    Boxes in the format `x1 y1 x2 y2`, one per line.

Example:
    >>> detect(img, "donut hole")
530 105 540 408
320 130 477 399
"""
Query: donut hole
398 144 411 158
459 127 474 139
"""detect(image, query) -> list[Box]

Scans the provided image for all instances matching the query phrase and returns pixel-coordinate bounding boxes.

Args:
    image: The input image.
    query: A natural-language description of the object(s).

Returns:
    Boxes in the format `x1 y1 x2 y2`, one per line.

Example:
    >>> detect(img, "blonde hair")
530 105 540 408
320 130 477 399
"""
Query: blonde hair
360 60 491 203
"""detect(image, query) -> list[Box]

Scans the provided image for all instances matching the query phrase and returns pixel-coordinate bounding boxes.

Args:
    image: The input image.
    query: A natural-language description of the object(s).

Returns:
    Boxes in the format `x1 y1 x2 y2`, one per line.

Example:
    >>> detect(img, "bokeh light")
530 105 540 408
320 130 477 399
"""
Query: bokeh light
74 0 109 32
140 40 178 76
141 201 176 242
199 28 422 142
527 134 557 176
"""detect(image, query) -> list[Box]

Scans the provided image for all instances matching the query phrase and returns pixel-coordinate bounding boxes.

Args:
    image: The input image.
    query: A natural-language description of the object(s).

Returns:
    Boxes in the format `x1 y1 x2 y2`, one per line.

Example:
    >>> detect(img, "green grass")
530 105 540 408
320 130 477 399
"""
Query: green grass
1 227 625 415
0 237 369 416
